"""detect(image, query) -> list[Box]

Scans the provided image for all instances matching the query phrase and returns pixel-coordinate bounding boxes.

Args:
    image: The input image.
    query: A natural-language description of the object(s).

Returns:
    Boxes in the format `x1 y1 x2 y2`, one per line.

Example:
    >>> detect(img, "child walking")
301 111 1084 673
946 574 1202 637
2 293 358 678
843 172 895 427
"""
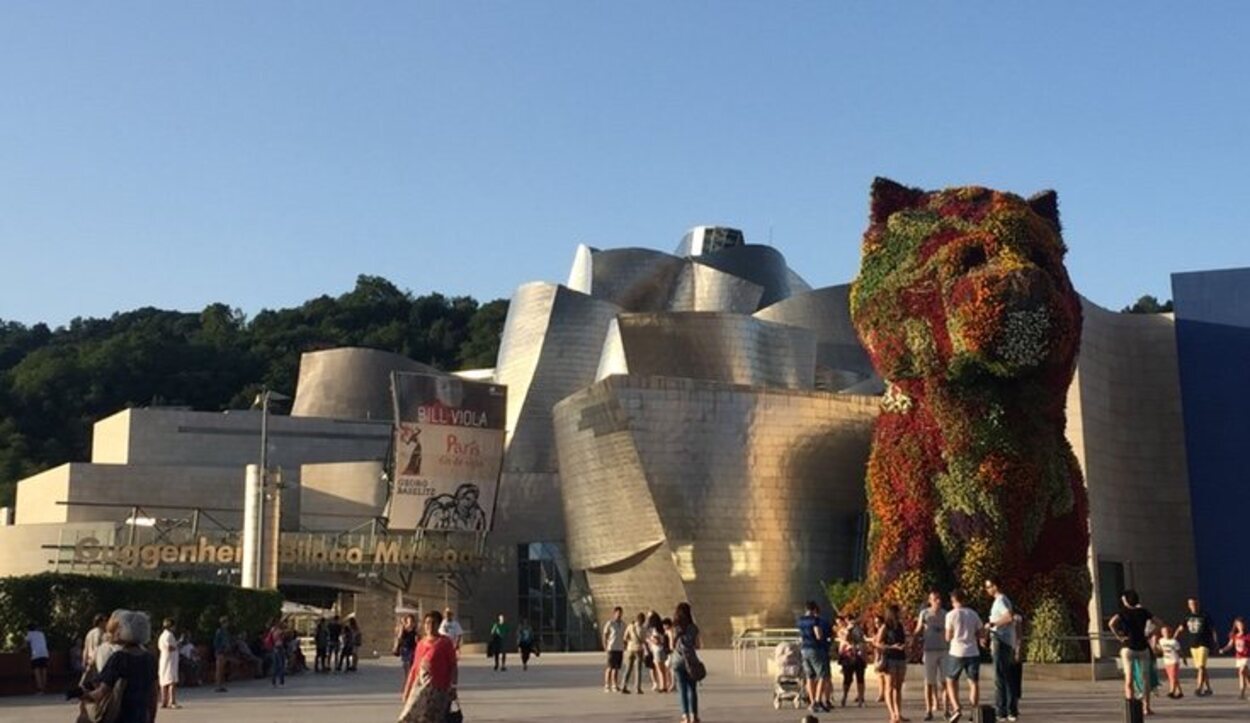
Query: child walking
1157 626 1186 699
1219 617 1250 700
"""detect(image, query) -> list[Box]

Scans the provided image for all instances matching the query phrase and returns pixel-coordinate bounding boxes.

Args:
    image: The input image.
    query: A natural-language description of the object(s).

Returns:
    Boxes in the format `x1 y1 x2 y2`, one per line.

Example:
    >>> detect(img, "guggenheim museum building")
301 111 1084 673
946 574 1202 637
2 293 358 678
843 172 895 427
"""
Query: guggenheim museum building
0 226 1246 650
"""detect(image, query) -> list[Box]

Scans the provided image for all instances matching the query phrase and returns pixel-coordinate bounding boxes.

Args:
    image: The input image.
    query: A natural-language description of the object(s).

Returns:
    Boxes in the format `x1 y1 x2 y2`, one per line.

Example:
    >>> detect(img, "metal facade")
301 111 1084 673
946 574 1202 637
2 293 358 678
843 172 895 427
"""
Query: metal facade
290 347 441 421
554 375 878 645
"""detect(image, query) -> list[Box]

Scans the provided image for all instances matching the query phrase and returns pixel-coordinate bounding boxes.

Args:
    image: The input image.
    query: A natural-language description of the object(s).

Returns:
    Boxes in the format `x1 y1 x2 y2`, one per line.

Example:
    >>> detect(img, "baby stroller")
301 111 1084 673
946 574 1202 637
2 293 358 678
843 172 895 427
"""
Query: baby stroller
772 641 808 709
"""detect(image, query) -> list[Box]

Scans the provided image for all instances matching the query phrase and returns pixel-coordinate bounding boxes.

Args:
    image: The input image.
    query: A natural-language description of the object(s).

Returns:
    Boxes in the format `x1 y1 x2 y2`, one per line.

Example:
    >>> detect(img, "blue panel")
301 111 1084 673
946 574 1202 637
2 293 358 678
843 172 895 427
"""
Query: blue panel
1172 268 1250 628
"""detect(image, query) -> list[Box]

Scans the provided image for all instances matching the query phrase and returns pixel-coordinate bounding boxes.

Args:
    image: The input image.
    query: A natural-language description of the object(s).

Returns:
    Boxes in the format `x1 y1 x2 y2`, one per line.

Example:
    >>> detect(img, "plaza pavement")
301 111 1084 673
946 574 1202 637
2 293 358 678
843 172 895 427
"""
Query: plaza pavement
3 650 1249 723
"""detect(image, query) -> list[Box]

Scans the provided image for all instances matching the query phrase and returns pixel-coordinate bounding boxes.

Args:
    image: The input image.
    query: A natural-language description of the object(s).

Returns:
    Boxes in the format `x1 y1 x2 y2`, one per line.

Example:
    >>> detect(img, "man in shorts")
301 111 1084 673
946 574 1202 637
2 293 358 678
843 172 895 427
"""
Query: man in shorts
24 623 49 694
1179 597 1218 696
944 589 982 723
915 590 949 721
797 600 831 713
1109 589 1165 714
602 606 626 692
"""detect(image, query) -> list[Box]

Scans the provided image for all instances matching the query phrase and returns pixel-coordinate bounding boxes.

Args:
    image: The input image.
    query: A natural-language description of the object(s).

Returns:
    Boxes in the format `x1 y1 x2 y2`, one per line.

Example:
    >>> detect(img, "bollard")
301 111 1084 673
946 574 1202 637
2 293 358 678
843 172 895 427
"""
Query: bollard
1123 697 1144 723
972 705 998 723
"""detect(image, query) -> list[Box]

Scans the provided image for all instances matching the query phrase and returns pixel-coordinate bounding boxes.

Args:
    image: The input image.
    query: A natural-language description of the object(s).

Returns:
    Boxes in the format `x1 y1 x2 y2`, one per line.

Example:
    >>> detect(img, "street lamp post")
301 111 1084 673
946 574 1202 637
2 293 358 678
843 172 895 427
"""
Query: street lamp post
253 388 290 589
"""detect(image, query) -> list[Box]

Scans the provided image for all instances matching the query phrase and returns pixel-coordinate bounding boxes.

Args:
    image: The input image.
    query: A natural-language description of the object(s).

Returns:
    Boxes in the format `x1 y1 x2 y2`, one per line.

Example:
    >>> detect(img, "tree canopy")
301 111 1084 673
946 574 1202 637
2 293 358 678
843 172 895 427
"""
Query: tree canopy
1121 295 1174 314
0 275 508 507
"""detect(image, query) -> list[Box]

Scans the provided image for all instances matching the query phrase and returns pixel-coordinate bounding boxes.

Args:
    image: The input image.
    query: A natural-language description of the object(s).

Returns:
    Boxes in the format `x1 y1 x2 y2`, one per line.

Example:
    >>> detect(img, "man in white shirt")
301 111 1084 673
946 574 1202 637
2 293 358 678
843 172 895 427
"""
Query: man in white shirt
985 578 1019 721
944 589 983 723
24 623 50 694
602 606 626 692
438 608 464 655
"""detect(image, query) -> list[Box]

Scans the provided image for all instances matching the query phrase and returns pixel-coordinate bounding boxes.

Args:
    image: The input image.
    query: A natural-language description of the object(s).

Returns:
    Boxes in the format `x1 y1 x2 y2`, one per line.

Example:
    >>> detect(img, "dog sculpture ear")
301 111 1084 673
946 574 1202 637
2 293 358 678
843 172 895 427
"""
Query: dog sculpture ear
1027 190 1061 234
870 177 926 224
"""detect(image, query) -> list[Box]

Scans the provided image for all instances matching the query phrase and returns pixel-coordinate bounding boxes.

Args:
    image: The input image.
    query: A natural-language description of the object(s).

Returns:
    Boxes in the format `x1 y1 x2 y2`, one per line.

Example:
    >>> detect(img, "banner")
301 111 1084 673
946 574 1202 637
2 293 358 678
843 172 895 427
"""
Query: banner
388 372 507 531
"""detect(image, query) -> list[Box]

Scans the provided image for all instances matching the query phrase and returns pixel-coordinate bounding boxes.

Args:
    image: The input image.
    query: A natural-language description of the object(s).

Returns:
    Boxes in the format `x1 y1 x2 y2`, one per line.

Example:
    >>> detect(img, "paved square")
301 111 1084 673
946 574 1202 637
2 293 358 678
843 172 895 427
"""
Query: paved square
3 651 1249 722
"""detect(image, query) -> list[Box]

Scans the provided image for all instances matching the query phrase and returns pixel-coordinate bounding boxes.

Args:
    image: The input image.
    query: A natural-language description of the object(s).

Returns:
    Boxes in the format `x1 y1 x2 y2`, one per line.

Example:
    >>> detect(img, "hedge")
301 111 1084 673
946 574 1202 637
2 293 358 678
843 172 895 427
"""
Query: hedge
0 573 282 652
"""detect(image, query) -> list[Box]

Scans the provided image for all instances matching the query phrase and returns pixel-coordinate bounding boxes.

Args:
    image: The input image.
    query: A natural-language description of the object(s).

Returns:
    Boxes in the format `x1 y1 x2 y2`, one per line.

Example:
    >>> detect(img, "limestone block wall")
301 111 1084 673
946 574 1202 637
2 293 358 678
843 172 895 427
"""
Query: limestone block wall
0 522 117 576
1067 298 1198 633
114 408 391 471
16 463 250 527
299 461 387 531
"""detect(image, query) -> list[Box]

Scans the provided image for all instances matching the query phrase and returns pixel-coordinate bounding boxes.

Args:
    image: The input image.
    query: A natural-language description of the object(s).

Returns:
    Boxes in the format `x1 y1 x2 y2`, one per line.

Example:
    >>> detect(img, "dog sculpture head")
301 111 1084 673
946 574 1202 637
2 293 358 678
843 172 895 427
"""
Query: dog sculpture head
851 177 1081 389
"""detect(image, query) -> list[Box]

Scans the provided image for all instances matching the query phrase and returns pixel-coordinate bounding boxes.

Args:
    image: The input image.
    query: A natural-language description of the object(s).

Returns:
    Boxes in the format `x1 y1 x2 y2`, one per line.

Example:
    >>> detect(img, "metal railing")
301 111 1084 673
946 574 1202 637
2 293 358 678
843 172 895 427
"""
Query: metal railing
732 627 801 677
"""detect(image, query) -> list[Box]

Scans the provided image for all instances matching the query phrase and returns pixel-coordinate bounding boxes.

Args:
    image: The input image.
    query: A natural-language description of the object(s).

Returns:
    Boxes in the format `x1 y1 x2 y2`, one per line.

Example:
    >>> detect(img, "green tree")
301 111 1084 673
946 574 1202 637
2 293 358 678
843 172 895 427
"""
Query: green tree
0 277 508 507
1121 295 1174 314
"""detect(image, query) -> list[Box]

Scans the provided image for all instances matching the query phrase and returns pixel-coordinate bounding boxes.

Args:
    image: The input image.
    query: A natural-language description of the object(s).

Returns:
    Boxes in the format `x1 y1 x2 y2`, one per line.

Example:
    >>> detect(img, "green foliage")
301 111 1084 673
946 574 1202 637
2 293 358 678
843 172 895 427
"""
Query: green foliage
0 573 281 651
825 579 863 614
1120 295 1174 314
1024 592 1083 663
0 276 510 506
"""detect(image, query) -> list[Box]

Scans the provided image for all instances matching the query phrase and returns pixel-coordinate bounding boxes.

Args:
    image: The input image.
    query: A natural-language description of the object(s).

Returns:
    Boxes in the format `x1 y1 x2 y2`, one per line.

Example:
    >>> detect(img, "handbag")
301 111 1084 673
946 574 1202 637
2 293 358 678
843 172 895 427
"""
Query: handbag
78 668 127 723
446 695 464 723
684 649 707 683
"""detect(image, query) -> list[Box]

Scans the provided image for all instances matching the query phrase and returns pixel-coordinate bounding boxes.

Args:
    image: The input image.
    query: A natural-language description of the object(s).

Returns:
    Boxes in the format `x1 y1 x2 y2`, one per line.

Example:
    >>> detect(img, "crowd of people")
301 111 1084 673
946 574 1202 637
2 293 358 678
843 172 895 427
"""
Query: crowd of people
787 586 1250 723
791 579 1026 723
1107 594 1250 714
598 602 705 723
12 588 1248 723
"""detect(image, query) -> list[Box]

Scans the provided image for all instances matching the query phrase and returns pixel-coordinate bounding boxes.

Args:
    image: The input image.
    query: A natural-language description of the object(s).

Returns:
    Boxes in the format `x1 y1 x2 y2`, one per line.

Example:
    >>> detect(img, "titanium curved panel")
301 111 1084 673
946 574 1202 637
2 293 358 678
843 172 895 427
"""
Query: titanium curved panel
694 244 794 308
290 347 442 420
554 375 879 645
576 247 687 311
594 318 629 381
494 282 560 442
670 262 765 313
1067 297 1198 633
613 312 817 389
754 284 875 389
495 283 621 474
786 268 814 295
566 243 597 294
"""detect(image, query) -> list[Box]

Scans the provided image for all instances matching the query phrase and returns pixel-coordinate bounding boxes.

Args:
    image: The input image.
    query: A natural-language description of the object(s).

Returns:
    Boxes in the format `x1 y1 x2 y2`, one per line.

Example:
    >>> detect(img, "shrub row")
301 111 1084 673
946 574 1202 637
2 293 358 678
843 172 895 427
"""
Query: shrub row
0 573 281 652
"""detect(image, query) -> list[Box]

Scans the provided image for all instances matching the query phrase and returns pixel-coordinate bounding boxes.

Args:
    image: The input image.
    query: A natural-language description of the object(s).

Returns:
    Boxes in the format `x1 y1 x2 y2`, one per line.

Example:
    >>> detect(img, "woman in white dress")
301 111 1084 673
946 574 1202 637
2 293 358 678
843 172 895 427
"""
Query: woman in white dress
158 618 182 708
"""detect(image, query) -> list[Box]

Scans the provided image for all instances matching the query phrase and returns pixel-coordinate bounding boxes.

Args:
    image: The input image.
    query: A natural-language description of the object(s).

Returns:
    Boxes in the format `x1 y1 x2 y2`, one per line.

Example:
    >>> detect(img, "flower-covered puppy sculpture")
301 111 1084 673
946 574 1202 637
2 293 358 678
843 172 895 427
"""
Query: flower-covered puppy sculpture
849 178 1090 657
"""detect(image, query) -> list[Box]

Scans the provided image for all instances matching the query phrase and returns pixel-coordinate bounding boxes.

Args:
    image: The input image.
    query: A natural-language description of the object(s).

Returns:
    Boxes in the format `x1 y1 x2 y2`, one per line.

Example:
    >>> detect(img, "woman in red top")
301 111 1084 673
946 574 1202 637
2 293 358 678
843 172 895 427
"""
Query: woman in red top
399 610 458 723
1219 616 1250 700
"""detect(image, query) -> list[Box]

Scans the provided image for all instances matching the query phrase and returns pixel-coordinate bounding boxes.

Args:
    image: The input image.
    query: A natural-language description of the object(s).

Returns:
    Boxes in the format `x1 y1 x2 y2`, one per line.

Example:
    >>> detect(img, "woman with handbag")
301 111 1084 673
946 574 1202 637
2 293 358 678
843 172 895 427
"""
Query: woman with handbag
668 602 703 723
399 610 459 723
80 610 159 723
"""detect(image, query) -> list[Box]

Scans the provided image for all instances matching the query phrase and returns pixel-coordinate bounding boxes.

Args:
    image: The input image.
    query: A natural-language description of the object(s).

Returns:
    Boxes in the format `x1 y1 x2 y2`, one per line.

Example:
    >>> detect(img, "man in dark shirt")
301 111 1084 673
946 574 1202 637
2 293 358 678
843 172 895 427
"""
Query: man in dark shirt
212 616 232 692
327 615 344 672
1109 590 1164 714
1178 597 1218 695
797 600 831 713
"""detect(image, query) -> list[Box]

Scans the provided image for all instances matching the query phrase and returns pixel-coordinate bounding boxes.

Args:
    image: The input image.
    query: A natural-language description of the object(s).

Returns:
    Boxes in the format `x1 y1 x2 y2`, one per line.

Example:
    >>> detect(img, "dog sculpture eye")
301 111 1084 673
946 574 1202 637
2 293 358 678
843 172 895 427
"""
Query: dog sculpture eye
961 246 987 272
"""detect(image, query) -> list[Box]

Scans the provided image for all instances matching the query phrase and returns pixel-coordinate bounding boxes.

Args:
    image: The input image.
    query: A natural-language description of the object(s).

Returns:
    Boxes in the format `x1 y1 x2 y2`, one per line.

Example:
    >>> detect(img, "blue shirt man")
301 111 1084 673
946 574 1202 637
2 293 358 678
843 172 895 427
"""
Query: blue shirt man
796 600 832 713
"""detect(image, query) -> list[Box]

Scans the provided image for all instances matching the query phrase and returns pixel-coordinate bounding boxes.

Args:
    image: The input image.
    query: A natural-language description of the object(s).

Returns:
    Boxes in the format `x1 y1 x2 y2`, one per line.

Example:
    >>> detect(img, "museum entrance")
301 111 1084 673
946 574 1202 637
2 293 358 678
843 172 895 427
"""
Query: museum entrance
517 542 595 651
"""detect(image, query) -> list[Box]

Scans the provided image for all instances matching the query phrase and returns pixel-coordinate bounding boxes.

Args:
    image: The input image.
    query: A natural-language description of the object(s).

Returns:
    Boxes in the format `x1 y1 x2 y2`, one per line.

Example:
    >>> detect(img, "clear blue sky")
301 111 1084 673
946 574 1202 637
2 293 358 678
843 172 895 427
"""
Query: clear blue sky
2 1 1247 326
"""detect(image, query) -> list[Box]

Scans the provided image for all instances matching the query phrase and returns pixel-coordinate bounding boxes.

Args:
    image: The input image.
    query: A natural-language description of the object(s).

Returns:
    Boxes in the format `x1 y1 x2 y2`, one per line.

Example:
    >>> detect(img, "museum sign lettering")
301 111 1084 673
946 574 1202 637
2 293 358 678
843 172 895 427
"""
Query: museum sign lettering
72 534 482 571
